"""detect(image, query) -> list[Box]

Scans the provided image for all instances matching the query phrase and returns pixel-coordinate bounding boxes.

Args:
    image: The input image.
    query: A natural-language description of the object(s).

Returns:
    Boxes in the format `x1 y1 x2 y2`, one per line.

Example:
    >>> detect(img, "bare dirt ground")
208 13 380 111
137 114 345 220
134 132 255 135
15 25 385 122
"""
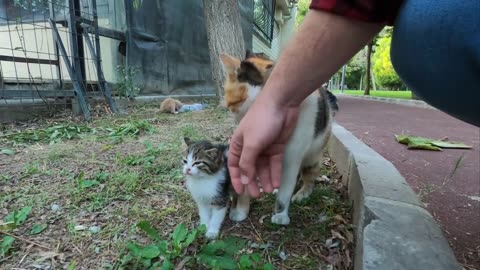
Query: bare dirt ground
0 102 354 270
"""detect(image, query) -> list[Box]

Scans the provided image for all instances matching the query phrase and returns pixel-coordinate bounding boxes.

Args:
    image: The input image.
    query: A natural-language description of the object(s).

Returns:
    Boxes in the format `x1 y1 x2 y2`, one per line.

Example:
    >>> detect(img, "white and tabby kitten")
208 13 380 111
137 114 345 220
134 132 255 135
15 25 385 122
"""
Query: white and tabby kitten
220 51 339 225
182 137 240 239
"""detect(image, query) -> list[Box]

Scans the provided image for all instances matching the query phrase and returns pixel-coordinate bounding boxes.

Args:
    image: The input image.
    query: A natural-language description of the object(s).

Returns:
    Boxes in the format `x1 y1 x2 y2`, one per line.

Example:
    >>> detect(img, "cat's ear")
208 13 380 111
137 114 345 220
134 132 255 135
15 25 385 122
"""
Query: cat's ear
220 53 240 74
184 137 193 146
205 148 219 160
239 61 263 85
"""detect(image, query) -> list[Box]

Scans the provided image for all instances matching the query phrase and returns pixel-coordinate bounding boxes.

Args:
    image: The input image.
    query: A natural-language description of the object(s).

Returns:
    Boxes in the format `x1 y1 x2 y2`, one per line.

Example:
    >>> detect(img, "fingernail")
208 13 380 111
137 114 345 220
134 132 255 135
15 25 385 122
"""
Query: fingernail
241 175 249 184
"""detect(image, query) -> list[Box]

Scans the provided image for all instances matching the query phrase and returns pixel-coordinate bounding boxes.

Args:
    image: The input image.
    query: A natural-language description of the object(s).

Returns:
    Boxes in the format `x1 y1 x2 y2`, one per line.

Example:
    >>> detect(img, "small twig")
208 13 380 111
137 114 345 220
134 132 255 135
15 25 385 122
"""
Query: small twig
71 243 83 255
306 242 332 264
174 257 191 270
247 218 263 242
0 231 51 250
18 244 34 265
0 255 14 264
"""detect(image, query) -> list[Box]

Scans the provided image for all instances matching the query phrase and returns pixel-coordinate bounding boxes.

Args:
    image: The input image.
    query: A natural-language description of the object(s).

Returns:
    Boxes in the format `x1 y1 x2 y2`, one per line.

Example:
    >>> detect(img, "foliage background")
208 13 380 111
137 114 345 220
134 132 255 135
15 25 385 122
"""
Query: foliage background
295 4 405 90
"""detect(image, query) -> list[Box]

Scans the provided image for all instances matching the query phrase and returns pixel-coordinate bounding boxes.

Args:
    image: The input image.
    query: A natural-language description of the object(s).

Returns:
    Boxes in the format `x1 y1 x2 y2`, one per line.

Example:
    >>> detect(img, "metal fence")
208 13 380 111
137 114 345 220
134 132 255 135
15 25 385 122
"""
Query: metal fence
0 0 124 120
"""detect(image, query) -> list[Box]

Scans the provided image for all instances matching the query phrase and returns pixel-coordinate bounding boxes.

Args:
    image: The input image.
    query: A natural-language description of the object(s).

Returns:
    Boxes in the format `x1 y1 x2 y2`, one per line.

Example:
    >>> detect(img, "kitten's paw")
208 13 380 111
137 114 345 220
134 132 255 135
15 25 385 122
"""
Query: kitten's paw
205 230 219 239
229 208 248 222
271 213 290 225
291 187 313 203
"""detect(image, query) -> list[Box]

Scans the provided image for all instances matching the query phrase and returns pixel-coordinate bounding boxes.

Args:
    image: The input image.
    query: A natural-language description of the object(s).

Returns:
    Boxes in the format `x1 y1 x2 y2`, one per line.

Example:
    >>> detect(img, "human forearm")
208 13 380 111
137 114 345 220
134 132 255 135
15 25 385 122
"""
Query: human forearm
260 9 384 107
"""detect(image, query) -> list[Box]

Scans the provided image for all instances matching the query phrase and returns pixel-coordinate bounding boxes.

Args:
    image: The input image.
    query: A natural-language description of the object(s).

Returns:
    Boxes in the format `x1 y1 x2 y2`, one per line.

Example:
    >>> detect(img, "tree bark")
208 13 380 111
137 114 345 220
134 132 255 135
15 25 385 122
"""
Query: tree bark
364 42 373 95
203 0 245 97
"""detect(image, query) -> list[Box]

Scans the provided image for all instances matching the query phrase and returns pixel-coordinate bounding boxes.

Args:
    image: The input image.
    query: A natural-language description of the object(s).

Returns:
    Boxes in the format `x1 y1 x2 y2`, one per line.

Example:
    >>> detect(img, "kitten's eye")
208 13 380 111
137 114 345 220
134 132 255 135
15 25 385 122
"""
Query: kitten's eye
182 159 187 164
192 161 204 166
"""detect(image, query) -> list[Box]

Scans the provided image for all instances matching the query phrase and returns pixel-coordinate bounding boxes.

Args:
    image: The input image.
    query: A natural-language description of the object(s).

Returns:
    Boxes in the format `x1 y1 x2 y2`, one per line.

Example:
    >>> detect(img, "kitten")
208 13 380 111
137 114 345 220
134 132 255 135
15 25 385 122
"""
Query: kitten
219 50 339 225
160 97 183 114
182 137 247 239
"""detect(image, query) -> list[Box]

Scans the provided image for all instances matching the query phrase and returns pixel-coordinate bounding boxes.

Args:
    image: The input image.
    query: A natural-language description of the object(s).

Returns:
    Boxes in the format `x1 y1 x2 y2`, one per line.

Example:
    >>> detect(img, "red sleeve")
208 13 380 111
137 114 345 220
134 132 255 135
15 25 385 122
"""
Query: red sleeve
309 0 404 26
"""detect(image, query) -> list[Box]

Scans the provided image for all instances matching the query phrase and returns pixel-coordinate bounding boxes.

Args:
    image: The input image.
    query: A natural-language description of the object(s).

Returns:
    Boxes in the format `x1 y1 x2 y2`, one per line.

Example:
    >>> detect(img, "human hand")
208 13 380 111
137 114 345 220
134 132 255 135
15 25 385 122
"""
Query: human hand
227 98 300 197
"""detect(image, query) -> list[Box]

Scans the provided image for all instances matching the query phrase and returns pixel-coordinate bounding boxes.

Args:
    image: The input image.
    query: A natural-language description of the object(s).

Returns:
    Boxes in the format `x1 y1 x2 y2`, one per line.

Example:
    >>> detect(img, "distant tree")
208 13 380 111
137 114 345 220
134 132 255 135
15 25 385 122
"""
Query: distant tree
295 0 310 28
364 39 374 95
372 36 404 90
203 0 245 98
364 27 396 94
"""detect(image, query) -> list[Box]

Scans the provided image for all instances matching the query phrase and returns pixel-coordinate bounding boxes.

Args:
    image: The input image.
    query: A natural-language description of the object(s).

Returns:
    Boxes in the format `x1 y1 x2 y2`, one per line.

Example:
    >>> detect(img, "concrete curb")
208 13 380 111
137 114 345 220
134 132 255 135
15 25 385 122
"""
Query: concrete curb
327 123 461 270
335 93 435 109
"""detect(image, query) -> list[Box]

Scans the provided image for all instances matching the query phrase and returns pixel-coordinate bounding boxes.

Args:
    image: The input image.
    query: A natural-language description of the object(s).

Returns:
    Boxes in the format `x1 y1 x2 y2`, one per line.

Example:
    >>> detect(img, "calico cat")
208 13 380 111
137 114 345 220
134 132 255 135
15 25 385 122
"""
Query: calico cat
160 97 183 114
182 137 247 239
219 50 339 225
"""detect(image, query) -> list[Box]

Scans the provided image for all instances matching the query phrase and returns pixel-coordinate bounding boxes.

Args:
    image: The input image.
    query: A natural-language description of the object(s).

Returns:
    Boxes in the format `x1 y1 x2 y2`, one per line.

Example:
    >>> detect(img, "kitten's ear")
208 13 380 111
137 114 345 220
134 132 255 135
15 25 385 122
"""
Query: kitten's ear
220 53 240 73
183 137 193 146
205 148 219 160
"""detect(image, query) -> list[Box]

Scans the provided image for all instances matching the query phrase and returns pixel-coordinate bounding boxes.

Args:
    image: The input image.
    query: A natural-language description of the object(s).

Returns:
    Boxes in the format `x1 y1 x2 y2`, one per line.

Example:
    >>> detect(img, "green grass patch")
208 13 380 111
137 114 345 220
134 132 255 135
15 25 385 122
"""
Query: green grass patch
332 89 412 99
0 102 354 269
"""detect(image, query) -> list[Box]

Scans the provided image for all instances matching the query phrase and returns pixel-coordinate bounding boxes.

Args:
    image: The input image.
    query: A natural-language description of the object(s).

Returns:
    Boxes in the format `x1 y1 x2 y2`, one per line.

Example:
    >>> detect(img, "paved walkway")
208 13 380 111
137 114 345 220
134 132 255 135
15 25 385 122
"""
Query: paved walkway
334 96 480 268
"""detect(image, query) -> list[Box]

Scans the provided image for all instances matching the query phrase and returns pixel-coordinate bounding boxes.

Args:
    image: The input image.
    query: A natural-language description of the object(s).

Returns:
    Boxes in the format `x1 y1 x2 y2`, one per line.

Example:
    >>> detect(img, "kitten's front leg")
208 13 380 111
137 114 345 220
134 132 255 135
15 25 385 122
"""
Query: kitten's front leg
229 190 250 222
206 206 227 239
198 202 212 227
271 160 302 225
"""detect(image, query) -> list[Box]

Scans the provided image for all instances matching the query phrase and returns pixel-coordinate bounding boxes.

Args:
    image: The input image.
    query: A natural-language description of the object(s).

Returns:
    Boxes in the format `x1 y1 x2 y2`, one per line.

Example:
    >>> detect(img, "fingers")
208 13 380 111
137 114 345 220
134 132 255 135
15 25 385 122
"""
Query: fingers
270 153 283 189
228 135 244 194
257 159 273 193
247 180 260 198
238 144 262 187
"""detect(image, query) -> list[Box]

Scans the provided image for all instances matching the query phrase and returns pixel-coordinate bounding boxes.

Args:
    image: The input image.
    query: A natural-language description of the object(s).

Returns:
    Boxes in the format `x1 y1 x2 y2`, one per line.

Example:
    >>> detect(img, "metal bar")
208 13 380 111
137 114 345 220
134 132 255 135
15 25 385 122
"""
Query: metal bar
84 25 126 41
49 19 91 120
0 55 59 65
49 0 63 89
68 0 86 89
82 27 118 112
0 90 75 98
91 0 118 112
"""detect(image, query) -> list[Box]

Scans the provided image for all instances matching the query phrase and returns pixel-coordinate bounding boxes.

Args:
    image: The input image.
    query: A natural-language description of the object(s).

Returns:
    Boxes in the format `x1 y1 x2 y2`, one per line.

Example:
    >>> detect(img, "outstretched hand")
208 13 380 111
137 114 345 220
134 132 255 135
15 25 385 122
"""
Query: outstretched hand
227 98 300 197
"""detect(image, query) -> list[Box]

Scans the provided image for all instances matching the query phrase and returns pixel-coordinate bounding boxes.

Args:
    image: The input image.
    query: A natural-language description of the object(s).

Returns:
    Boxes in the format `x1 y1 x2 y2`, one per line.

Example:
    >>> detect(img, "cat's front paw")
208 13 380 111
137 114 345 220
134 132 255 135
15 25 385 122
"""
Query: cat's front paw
205 230 219 239
229 208 248 222
291 187 313 203
271 213 290 225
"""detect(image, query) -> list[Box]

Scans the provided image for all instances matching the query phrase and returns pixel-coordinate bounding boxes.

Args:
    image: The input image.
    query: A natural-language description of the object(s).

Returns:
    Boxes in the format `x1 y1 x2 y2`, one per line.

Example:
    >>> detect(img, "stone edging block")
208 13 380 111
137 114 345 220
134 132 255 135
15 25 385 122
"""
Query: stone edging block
327 123 461 270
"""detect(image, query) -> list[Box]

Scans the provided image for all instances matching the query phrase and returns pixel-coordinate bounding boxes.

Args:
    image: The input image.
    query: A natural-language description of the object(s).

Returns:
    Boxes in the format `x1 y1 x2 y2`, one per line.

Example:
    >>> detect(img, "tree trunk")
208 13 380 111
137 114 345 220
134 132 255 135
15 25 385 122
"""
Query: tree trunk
203 0 245 98
364 42 373 95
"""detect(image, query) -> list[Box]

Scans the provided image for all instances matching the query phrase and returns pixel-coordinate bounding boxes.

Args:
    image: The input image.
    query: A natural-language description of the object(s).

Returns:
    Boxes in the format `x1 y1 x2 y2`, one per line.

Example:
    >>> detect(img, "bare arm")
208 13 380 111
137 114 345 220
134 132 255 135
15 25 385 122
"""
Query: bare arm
228 9 385 196
261 9 385 108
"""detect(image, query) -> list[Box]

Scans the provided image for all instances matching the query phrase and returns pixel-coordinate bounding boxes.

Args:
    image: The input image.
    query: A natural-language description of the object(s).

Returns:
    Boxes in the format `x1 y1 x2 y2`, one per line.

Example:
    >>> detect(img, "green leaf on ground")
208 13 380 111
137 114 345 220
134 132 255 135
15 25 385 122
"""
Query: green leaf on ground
0 236 15 256
137 220 161 241
172 223 187 249
30 223 48 235
1 149 15 155
4 206 32 228
395 135 472 151
430 140 473 149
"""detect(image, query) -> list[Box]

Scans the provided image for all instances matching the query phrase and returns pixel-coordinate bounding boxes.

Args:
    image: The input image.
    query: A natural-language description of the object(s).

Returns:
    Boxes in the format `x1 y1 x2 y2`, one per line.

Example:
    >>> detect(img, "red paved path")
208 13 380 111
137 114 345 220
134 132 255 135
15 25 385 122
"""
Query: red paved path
334 96 480 268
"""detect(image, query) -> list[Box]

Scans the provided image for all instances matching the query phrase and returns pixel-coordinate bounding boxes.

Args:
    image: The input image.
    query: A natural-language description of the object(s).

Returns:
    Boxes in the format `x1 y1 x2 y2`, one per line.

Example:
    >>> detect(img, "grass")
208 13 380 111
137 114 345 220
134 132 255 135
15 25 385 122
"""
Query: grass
332 90 412 100
0 101 353 269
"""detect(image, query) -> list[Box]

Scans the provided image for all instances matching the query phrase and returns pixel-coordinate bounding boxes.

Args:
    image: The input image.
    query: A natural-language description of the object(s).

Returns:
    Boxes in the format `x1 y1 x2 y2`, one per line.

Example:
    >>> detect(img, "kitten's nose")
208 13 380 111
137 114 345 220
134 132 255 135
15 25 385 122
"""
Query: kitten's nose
186 168 192 175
